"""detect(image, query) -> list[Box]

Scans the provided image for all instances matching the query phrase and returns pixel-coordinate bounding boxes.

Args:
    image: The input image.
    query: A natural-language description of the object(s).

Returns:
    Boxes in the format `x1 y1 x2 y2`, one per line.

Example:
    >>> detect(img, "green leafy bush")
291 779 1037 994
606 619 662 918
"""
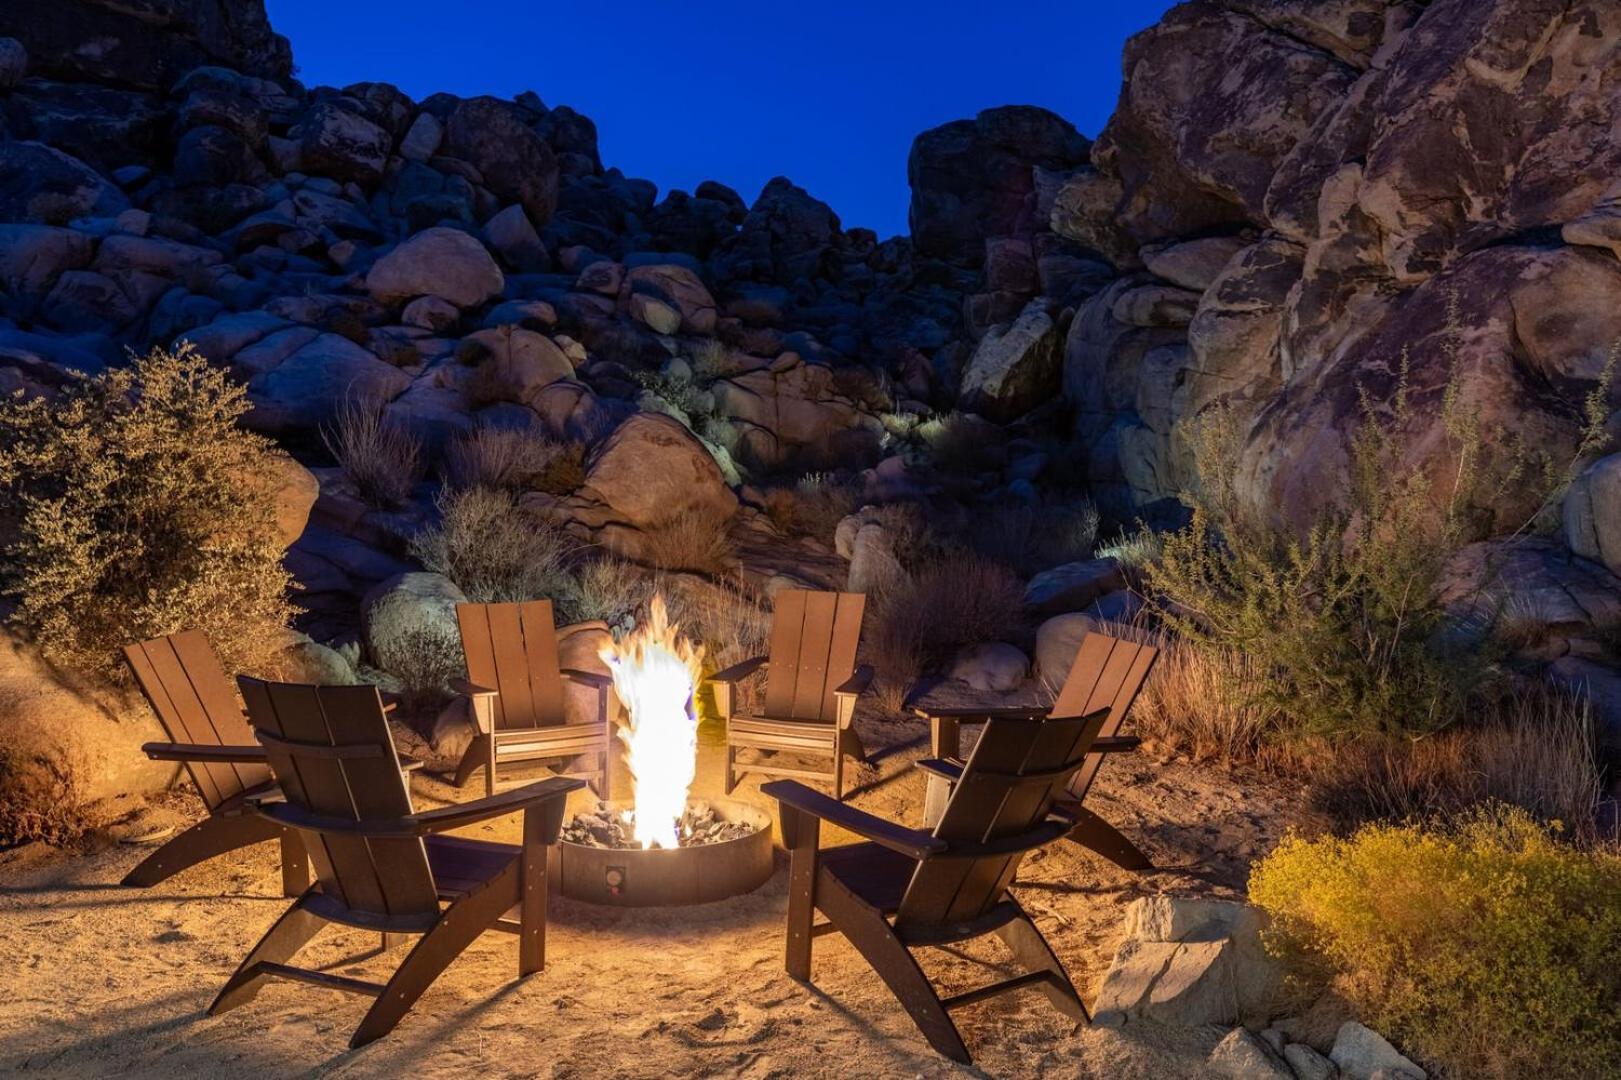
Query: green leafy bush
0 344 295 684
1250 808 1621 1079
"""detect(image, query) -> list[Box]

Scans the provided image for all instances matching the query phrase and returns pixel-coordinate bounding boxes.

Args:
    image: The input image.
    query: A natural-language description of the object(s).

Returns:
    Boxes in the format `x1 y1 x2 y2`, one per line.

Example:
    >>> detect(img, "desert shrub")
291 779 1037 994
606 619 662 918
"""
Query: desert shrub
917 411 1007 476
761 473 859 546
409 487 578 604
968 495 1100 575
323 394 422 509
661 573 773 675
1250 807 1621 1079
1309 685 1604 835
444 424 580 494
1096 524 1163 569
868 549 1024 710
638 504 736 574
564 557 655 628
0 745 83 846
379 621 465 712
0 344 295 685
634 369 714 426
689 338 743 380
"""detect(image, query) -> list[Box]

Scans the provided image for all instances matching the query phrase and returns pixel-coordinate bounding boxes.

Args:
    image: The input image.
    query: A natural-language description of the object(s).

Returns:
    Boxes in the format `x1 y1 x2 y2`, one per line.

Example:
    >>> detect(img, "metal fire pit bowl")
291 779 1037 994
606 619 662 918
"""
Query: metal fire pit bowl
548 797 774 907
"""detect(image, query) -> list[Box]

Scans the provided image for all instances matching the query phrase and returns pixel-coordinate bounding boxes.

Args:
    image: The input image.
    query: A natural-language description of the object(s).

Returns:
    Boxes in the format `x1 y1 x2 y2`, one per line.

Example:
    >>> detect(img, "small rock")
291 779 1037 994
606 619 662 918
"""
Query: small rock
398 112 443 163
1208 1027 1293 1080
402 295 460 332
1330 1022 1425 1080
1284 1042 1337 1080
949 642 1029 692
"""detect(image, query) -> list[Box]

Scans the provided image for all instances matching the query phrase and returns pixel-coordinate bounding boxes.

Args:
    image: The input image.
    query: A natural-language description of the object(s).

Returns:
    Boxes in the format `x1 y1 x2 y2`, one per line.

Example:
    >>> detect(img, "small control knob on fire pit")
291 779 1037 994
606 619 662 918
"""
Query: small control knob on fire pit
605 866 625 895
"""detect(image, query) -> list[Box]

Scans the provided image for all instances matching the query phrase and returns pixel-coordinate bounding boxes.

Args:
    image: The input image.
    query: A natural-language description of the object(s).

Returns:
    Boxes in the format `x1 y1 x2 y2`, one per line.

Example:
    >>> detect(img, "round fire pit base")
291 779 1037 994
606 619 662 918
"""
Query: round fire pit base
549 797 774 907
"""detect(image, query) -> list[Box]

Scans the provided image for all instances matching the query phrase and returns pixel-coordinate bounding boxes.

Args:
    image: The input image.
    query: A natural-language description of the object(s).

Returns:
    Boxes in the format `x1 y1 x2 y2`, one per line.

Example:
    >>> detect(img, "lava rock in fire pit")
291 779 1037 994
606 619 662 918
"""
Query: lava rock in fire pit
561 800 759 849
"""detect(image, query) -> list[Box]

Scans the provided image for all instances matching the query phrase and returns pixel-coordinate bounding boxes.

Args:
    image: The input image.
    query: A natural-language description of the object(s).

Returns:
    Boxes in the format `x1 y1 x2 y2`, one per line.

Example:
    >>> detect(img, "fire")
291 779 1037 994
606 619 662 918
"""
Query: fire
598 594 706 849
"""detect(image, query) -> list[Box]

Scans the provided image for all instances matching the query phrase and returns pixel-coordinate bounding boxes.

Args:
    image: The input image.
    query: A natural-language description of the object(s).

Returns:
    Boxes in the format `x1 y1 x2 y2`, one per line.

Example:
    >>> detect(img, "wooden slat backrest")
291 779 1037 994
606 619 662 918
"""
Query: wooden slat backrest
762 590 865 722
1050 631 1158 800
457 601 566 731
239 677 438 920
895 711 1105 931
123 631 272 812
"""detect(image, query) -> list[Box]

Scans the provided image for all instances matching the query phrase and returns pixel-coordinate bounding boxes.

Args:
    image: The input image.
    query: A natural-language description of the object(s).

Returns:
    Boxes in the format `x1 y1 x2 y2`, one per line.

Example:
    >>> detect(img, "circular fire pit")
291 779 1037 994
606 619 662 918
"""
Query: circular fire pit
550 797 774 907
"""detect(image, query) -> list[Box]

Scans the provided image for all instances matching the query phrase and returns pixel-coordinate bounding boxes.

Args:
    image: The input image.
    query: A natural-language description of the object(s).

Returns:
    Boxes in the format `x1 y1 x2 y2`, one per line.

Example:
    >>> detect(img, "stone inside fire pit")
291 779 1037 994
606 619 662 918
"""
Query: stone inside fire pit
548 796 775 907
562 799 760 849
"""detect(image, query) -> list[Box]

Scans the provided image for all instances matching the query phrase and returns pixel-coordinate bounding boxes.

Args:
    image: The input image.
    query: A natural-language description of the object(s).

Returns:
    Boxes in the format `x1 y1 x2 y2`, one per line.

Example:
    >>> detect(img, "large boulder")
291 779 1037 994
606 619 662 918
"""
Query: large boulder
582 413 738 531
1093 896 1279 1029
0 0 290 91
443 96 559 226
621 264 717 335
908 105 1090 269
291 102 391 185
245 333 413 434
0 142 129 224
959 300 1062 422
711 357 883 470
0 632 170 842
366 227 504 308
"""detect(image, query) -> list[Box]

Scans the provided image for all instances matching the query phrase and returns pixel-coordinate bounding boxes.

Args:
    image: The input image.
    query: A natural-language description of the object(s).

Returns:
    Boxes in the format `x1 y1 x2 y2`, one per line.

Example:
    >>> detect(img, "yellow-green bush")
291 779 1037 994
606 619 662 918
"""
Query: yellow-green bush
1250 808 1621 1079
0 345 295 685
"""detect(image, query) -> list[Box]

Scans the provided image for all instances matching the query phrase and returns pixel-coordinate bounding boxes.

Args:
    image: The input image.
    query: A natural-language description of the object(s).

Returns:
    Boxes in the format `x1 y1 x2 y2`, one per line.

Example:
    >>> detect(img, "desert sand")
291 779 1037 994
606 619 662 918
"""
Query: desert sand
0 705 1309 1079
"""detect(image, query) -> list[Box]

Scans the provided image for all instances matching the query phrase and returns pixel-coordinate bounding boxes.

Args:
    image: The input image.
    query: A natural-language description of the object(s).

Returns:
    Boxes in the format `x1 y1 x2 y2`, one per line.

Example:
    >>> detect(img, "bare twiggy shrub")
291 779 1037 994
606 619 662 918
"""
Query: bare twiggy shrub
323 395 422 509
565 557 655 628
690 338 745 380
0 344 294 685
638 505 736 574
382 621 465 712
868 550 1025 711
445 424 566 493
661 572 772 674
761 473 859 546
0 742 84 846
409 487 577 604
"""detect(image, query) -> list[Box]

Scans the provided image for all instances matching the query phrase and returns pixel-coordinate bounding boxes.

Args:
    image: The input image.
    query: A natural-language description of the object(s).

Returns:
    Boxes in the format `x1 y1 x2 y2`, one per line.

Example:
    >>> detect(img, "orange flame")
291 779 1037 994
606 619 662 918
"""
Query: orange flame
598 595 706 849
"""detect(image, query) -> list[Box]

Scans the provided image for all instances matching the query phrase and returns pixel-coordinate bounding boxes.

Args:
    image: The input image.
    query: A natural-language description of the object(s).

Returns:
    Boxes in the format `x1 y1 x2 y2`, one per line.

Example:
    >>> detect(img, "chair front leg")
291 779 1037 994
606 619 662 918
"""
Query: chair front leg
779 804 820 980
518 802 556 975
278 830 310 897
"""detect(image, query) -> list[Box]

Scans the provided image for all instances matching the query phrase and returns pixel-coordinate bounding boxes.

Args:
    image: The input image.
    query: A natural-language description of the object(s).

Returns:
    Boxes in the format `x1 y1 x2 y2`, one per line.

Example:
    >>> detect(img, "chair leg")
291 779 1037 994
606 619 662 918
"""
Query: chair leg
995 908 1089 1024
122 811 284 889
780 807 819 981
453 734 492 789
279 831 310 897
485 736 498 799
349 859 521 1048
1062 805 1154 872
816 870 970 1064
209 893 326 1015
597 749 612 801
833 745 845 801
724 741 738 796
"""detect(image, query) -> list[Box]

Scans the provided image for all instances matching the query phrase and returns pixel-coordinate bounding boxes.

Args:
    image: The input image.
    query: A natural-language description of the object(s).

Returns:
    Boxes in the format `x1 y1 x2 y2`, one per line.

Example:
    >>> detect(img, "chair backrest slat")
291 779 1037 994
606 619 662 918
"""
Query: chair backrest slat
1050 631 1158 800
239 677 438 920
123 631 272 812
763 590 865 722
457 600 565 731
895 711 1105 931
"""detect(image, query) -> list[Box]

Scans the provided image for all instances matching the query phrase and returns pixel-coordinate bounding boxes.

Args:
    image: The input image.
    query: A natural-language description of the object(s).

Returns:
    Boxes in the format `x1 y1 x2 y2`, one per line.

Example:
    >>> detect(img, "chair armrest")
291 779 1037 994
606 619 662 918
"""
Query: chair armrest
1094 735 1140 754
142 741 267 764
913 758 963 783
450 678 499 698
910 704 1051 722
257 776 585 838
833 665 875 697
397 754 425 772
710 655 768 684
762 780 945 861
560 668 612 689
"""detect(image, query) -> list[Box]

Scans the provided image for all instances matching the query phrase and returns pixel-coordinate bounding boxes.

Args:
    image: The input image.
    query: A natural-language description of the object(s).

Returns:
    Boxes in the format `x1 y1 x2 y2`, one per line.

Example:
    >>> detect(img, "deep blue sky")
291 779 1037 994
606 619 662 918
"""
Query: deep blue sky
266 1 1177 238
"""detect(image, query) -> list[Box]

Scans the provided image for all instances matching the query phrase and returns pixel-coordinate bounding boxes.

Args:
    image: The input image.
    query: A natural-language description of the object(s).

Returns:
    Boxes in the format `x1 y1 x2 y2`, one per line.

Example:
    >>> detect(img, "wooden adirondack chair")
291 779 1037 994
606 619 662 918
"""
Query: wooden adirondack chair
762 708 1109 1064
711 589 874 800
122 630 307 895
914 630 1159 870
215 677 583 1048
452 600 614 799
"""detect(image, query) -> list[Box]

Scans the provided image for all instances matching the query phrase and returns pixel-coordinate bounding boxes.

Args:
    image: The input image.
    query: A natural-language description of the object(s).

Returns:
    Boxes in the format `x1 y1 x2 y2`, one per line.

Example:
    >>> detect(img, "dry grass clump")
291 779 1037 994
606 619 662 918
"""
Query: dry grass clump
917 411 1006 476
323 395 422 509
1309 685 1604 836
409 487 578 604
661 573 773 674
0 344 294 685
760 473 859 546
638 505 736 574
0 743 84 846
566 557 655 628
445 425 558 492
689 338 745 380
868 550 1025 711
1096 524 1163 569
1125 633 1282 763
378 621 465 712
1252 807 1621 1079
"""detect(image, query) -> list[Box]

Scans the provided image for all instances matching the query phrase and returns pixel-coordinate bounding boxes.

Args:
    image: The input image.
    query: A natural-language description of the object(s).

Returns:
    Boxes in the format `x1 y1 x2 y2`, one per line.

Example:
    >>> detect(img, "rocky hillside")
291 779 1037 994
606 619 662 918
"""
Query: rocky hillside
3 0 1621 702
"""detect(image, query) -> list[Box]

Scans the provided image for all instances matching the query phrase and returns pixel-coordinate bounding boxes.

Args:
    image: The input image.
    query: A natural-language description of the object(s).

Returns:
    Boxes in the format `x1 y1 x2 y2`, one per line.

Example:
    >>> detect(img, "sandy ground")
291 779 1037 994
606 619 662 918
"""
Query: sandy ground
0 700 1312 1079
